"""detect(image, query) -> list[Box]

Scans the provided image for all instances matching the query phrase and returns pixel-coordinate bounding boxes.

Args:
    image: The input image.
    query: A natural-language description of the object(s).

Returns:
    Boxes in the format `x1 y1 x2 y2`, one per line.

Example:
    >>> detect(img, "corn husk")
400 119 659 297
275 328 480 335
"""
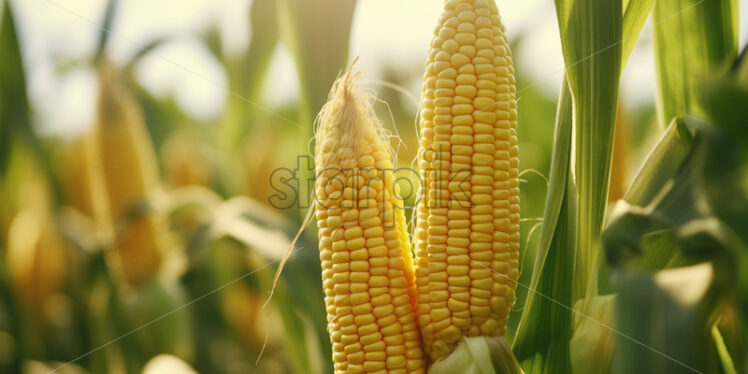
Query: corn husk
428 336 522 374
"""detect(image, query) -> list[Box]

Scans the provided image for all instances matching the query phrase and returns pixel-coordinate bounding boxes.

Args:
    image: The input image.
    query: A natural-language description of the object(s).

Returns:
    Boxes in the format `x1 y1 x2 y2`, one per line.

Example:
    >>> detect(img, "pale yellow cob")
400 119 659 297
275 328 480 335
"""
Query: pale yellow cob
94 61 164 287
7 209 67 307
414 0 520 363
314 67 426 374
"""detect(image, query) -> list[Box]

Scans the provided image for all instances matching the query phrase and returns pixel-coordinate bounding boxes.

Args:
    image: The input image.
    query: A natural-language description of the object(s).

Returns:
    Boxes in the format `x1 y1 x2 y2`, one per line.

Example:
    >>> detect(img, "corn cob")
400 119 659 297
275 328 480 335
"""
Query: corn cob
61 135 112 242
415 0 520 364
7 209 67 308
161 130 213 188
94 61 164 287
314 67 425 373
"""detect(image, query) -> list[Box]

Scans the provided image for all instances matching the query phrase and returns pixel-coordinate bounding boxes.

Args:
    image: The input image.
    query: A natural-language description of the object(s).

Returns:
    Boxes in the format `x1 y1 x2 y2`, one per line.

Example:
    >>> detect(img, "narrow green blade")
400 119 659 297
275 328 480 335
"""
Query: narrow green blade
512 82 576 374
278 0 357 132
557 0 623 297
624 118 693 206
0 0 29 176
221 0 280 139
621 0 656 62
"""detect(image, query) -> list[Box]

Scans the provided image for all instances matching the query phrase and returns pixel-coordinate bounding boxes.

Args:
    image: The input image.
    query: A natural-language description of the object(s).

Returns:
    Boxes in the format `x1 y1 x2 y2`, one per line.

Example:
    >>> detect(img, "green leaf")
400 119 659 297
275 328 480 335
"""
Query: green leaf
570 295 616 374
735 46 748 82
695 123 748 247
219 0 280 154
621 0 656 62
524 82 574 301
603 203 674 268
514 0 654 370
602 114 747 372
278 0 357 131
274 281 314 374
94 0 117 63
182 196 292 264
614 263 723 373
0 1 61 204
624 118 693 206
0 0 29 176
699 79 748 139
279 247 331 374
653 0 739 127
513 82 576 374
114 280 194 362
557 0 623 297
712 324 738 374
243 0 281 100
605 118 745 267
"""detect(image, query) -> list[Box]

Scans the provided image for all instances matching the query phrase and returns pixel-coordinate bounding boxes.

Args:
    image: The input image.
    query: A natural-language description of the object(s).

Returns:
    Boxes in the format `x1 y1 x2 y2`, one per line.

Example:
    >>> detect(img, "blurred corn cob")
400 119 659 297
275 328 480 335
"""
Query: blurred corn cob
93 61 164 287
161 130 213 188
60 135 112 245
242 126 277 205
314 68 426 373
221 284 264 347
6 209 67 309
414 0 521 371
61 136 109 219
214 241 273 349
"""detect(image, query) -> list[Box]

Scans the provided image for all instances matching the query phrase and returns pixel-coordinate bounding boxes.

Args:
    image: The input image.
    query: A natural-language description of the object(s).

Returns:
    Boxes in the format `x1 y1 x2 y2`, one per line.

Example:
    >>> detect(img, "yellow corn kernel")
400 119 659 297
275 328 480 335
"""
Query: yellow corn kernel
415 0 520 361
314 67 425 373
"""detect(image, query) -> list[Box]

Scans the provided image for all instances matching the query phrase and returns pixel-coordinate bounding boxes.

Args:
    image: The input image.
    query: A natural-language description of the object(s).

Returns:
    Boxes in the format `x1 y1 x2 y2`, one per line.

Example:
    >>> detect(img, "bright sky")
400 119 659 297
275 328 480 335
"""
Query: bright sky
8 0 748 136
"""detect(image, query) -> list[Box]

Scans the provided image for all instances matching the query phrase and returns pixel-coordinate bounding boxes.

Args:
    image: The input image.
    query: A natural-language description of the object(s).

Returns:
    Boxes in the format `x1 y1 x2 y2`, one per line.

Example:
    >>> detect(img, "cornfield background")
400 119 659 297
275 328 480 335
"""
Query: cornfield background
0 0 747 373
